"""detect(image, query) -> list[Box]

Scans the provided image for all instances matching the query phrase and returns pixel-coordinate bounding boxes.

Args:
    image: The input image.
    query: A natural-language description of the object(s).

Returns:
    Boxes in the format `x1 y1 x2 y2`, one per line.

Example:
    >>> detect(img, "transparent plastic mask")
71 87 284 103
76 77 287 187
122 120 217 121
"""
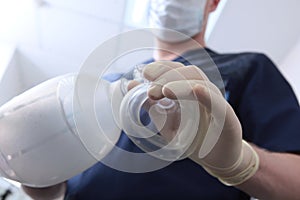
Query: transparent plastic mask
118 65 200 161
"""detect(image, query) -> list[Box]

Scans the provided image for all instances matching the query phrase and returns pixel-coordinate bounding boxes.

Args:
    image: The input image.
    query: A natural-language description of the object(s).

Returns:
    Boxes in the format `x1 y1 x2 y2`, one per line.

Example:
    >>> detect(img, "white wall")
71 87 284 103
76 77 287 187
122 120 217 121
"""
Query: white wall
0 0 38 47
0 51 24 106
280 37 300 100
0 44 15 81
36 0 126 64
0 0 135 99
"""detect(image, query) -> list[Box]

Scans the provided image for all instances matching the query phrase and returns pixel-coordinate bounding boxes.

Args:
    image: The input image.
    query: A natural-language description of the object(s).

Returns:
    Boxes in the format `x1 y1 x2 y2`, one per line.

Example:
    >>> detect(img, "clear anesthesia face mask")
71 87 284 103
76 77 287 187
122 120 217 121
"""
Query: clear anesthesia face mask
117 65 200 161
73 28 225 172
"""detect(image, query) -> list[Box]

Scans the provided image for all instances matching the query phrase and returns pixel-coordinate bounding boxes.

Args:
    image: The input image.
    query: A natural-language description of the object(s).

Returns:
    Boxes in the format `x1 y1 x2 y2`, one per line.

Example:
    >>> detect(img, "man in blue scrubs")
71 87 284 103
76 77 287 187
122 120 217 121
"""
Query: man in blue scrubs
23 0 300 199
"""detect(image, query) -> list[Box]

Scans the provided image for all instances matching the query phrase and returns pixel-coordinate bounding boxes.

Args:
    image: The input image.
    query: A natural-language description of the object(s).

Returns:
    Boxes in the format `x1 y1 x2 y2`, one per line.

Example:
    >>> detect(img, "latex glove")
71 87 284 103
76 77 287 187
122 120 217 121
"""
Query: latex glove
142 61 259 186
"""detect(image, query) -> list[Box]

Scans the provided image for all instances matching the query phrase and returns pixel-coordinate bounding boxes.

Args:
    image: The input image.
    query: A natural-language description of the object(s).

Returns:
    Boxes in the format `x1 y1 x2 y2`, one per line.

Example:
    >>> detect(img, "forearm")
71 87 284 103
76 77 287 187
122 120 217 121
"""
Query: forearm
237 145 300 200
22 182 66 200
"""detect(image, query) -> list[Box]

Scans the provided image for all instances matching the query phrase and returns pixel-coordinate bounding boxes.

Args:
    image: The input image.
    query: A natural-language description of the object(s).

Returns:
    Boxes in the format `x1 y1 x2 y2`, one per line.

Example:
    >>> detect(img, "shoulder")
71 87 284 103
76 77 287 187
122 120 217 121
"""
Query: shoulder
210 50 281 88
210 50 275 71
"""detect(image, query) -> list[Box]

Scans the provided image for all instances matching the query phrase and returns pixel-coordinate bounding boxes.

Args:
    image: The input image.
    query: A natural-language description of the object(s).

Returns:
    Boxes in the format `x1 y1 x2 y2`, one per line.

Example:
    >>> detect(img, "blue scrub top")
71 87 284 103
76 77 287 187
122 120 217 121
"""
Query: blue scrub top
65 48 300 200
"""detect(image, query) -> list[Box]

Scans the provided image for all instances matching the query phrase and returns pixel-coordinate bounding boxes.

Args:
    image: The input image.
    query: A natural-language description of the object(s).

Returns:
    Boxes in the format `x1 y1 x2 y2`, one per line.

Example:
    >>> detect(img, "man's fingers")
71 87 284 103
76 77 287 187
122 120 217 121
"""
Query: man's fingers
148 84 164 100
143 61 184 81
145 65 209 83
127 80 141 91
146 66 210 100
193 84 214 112
162 80 222 112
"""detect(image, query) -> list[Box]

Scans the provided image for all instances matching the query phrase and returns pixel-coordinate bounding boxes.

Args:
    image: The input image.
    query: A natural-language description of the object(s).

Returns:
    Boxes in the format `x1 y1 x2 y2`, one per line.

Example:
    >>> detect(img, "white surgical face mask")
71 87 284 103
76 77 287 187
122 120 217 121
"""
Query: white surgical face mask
148 0 207 43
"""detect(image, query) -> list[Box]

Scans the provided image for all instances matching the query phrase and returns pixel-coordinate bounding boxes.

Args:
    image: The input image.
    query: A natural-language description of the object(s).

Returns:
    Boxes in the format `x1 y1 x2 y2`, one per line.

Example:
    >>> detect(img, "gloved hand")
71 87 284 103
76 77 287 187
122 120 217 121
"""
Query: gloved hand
142 61 259 186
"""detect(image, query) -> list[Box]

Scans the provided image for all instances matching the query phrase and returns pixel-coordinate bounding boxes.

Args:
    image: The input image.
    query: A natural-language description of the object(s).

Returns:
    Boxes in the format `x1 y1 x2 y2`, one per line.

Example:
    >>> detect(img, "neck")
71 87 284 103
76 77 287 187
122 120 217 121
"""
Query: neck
153 32 206 61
